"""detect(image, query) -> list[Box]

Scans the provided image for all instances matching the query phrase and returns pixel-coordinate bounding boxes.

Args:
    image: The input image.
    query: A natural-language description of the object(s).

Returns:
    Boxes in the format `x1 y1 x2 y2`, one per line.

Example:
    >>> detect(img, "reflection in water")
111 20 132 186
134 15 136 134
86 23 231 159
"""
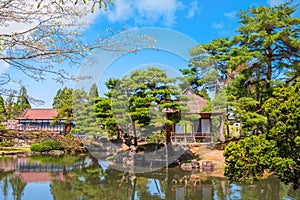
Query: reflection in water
0 155 299 200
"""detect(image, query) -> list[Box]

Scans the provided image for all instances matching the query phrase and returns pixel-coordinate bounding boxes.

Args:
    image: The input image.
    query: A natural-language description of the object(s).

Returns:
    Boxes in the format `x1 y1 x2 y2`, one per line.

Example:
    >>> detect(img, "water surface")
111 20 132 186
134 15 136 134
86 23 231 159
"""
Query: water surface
0 154 299 200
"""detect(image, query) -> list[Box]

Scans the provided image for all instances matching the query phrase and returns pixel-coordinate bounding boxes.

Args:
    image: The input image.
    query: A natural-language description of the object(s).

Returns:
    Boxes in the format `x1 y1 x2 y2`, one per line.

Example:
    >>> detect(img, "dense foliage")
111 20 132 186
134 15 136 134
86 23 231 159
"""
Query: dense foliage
0 87 31 122
225 77 300 189
14 86 31 116
52 87 74 131
0 141 14 147
263 78 300 188
95 78 121 138
0 96 6 125
111 67 183 145
182 2 300 188
72 84 103 140
30 140 63 152
184 2 300 135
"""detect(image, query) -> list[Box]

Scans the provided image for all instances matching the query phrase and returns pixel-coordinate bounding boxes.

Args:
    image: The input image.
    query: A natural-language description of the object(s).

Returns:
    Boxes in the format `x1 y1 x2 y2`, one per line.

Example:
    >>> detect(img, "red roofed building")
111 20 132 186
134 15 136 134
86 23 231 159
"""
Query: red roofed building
15 108 72 132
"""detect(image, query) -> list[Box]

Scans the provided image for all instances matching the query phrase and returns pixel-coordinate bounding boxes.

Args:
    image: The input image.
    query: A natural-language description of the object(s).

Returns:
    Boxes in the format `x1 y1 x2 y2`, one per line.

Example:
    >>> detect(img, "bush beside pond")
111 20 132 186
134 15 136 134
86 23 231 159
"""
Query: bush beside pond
30 140 63 152
26 132 86 154
0 141 14 147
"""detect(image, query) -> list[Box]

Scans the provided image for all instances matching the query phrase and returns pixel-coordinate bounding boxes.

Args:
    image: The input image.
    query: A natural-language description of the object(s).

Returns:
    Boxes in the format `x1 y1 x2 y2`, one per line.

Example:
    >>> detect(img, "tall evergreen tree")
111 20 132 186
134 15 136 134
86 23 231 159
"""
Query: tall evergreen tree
183 2 300 135
0 95 6 122
228 2 299 134
0 95 7 130
112 67 182 146
15 86 31 116
73 86 102 140
95 78 123 139
236 2 300 87
88 83 99 98
52 87 74 132
5 94 15 120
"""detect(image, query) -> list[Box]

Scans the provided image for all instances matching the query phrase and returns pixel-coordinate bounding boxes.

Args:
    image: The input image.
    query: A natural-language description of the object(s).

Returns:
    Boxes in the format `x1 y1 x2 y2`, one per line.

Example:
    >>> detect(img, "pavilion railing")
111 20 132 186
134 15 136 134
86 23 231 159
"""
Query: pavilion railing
170 132 213 143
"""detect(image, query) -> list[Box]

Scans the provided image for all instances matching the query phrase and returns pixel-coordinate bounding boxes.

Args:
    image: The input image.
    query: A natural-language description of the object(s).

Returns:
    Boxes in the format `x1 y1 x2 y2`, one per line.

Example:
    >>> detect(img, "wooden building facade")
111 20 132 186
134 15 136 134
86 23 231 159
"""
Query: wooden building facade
16 109 72 133
165 88 225 143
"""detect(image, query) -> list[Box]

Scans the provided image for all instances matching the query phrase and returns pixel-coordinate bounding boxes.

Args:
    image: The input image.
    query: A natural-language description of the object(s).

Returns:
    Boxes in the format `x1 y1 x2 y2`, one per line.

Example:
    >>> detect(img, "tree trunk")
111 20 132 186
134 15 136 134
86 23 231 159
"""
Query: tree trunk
131 121 138 146
266 47 273 92
166 124 171 144
166 113 172 144
220 114 226 142
226 106 230 140
267 62 272 87
116 124 123 141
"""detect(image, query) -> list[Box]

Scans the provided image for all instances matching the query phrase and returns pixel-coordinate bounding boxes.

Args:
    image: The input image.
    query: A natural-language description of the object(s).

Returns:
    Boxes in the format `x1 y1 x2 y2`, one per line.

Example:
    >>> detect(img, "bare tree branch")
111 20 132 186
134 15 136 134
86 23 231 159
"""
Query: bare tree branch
0 0 155 84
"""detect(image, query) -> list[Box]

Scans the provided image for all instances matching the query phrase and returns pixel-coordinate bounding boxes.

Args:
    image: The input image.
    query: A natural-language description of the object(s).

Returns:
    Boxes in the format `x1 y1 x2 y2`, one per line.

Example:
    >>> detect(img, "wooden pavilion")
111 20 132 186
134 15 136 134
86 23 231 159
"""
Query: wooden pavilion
164 88 225 143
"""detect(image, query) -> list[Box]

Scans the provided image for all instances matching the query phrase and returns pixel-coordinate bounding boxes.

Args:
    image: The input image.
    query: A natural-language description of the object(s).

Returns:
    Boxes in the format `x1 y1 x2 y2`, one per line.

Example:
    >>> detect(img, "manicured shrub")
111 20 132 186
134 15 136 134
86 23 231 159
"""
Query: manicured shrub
65 134 75 138
0 141 14 147
30 140 63 152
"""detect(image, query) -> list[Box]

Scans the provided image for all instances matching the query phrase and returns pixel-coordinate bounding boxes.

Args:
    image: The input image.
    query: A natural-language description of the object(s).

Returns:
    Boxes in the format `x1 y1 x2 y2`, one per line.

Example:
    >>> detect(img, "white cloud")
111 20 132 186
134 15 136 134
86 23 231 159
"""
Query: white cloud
105 0 184 27
267 0 286 6
224 11 238 20
212 22 224 30
136 0 183 27
107 0 135 22
186 0 200 19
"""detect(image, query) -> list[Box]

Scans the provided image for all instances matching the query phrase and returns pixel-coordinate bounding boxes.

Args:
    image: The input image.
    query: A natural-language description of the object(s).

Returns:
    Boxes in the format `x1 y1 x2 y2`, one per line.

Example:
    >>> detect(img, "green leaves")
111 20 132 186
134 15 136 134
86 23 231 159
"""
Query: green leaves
72 86 103 139
224 134 277 183
225 78 300 189
30 140 63 152
185 2 299 137
52 87 74 126
0 95 6 123
262 78 300 188
14 86 31 116
110 67 183 141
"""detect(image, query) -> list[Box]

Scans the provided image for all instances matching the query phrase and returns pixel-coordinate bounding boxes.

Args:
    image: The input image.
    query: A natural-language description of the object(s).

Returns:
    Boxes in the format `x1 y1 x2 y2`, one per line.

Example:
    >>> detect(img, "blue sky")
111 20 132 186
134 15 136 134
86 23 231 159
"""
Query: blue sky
2 0 299 107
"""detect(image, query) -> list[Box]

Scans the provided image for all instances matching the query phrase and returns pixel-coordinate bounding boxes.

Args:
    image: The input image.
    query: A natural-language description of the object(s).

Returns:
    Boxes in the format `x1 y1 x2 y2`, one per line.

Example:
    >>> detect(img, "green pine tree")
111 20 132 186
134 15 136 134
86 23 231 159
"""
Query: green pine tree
224 77 300 189
5 94 15 120
95 79 123 139
52 87 74 132
0 95 6 122
88 83 99 98
15 86 31 116
112 67 182 146
184 2 300 136
73 87 103 140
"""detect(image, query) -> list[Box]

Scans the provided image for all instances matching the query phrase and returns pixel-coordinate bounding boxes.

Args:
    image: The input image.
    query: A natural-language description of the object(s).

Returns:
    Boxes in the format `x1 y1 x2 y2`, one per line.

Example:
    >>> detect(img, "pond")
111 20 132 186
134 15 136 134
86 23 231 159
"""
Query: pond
0 154 299 200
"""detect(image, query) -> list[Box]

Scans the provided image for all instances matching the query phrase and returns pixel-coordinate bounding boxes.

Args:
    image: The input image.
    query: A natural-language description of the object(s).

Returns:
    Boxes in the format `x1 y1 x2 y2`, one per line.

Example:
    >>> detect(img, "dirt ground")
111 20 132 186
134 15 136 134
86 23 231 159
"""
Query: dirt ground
199 150 226 168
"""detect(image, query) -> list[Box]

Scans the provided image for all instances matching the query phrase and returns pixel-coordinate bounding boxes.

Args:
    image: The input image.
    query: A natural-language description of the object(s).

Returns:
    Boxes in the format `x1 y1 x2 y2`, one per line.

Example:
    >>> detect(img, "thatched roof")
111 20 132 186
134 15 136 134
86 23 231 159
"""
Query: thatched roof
164 88 208 113
181 88 208 113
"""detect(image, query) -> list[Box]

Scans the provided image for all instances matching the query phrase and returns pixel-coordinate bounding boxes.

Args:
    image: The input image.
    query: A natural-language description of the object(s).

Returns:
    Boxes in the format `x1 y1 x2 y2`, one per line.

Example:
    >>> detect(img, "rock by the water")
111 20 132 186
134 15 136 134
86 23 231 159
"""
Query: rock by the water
177 150 195 163
202 160 214 171
191 159 200 168
181 163 192 170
